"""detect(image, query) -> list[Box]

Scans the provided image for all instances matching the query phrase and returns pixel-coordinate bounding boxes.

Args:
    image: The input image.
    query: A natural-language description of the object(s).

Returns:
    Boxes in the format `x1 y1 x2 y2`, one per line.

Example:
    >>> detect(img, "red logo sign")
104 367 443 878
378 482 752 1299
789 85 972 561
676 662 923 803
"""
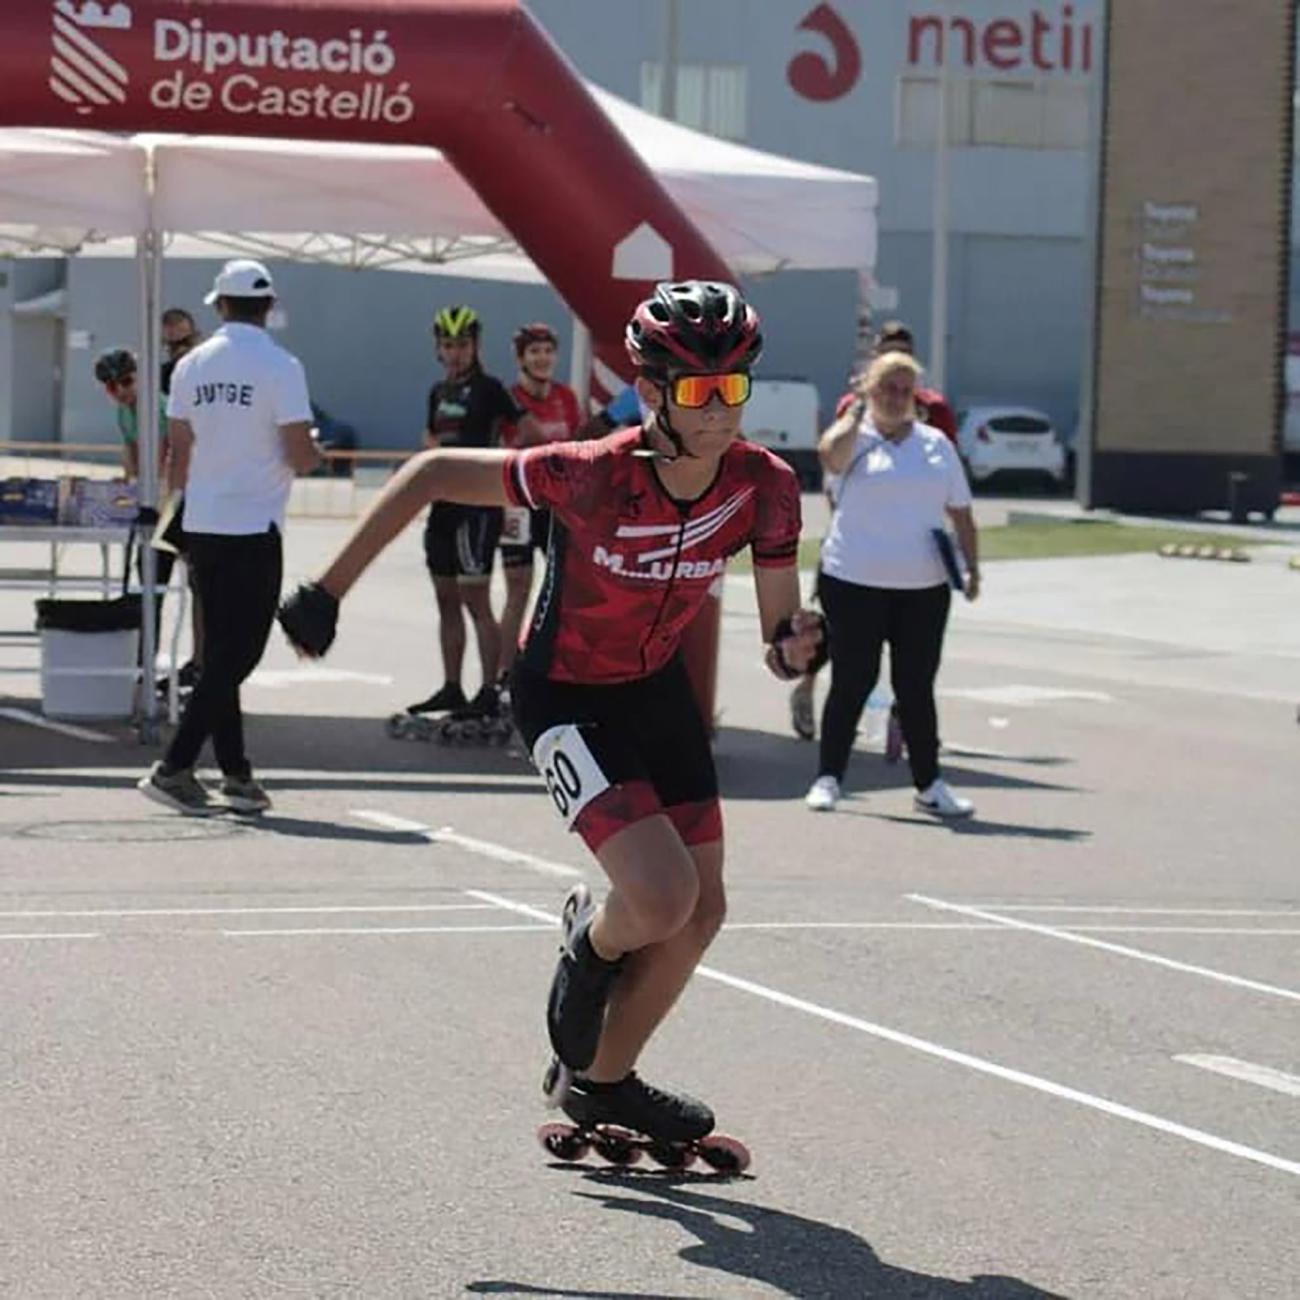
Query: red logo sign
787 3 861 103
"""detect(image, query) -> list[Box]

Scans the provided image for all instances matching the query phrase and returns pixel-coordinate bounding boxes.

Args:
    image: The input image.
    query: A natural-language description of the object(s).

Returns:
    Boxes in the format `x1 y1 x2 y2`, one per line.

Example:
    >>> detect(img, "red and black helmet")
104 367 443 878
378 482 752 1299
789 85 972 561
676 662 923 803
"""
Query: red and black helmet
625 280 763 376
513 321 558 357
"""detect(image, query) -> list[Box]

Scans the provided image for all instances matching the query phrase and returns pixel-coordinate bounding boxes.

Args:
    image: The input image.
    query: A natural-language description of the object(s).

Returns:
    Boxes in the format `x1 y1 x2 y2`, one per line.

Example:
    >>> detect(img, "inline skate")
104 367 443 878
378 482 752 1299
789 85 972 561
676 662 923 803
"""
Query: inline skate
386 681 467 741
537 1068 750 1173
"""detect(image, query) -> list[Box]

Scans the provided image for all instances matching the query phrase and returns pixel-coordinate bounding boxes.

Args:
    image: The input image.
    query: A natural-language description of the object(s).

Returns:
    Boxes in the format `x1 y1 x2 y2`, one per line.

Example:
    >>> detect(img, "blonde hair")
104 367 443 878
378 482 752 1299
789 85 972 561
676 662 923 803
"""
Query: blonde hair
859 350 923 397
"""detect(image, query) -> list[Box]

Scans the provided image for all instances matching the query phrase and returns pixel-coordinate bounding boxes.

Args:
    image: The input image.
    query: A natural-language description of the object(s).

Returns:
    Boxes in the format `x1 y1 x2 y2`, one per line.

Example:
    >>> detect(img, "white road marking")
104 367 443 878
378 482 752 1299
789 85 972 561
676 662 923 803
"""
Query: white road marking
224 923 550 938
977 905 1300 917
468 890 1300 1179
1067 928 1300 936
941 685 1113 706
726 923 1300 936
2 907 1289 937
350 810 434 834
1175 1055 1300 1099
351 809 583 879
0 707 113 743
0 931 101 942
248 667 394 688
908 895 1300 1003
0 904 495 919
3 767 538 787
725 922 998 930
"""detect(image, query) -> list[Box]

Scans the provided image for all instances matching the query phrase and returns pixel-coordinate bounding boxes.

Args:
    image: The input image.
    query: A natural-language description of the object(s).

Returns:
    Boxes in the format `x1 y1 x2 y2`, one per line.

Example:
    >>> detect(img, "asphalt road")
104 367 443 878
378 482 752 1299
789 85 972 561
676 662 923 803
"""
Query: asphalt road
0 507 1297 1298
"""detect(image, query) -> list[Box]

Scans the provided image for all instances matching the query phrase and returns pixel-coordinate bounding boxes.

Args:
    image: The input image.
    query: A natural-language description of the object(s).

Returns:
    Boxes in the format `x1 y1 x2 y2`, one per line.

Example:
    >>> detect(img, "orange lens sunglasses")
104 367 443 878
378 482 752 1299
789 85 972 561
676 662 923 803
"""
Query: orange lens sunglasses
670 372 751 409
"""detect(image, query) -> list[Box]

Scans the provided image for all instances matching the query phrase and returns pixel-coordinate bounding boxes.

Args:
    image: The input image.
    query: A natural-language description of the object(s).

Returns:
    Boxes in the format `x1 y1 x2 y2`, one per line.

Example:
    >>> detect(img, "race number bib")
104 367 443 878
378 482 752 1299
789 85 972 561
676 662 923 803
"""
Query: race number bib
501 505 531 546
532 724 610 829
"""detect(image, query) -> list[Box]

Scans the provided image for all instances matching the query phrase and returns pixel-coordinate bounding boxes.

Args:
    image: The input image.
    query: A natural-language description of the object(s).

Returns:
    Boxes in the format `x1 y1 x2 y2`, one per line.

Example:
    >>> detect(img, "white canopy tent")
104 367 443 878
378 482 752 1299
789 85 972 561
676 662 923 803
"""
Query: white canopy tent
1 86 877 278
0 88 877 733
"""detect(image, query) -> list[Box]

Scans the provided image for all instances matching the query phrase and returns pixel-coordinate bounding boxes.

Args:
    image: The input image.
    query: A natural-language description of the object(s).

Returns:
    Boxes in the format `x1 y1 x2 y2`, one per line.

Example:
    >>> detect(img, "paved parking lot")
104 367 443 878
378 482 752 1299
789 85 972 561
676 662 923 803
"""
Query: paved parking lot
1 507 1297 1297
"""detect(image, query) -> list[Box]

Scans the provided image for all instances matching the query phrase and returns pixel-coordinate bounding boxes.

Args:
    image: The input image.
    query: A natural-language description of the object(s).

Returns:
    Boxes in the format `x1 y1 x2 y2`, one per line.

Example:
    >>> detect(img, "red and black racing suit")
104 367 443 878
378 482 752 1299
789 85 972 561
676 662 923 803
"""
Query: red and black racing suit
502 427 801 851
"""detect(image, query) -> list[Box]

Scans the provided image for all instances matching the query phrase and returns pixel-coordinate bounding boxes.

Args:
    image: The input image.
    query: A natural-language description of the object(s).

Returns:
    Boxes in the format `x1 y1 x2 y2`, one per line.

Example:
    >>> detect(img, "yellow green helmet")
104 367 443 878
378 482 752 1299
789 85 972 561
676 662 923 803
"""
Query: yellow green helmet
432 304 481 340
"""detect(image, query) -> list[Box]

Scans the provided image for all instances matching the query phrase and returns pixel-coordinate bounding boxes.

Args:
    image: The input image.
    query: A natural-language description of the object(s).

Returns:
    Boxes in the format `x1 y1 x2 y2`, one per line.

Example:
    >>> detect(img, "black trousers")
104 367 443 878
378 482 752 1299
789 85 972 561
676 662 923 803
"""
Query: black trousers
816 572 951 791
163 527 282 777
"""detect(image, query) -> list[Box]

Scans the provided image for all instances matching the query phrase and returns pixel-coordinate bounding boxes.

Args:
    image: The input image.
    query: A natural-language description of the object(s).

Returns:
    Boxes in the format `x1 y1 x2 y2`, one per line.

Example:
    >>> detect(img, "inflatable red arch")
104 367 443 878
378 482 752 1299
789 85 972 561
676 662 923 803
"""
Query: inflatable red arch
2 0 732 376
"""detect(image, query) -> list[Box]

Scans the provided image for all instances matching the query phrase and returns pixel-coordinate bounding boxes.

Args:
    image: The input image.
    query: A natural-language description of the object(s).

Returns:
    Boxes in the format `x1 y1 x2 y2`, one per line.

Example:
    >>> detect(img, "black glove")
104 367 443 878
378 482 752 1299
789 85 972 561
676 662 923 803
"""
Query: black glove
770 611 830 680
277 581 339 658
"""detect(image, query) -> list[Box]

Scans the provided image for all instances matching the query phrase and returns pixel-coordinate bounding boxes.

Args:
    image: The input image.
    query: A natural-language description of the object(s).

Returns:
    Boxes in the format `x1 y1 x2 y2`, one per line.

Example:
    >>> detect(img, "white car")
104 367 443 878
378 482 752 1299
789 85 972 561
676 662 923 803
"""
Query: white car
742 377 822 489
954 405 1067 486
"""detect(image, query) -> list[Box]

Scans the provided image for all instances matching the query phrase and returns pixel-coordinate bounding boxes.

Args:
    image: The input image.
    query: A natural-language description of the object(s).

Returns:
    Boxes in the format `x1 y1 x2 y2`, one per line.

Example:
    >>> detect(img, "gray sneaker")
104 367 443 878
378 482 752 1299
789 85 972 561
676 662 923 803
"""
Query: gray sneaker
138 761 219 816
221 774 271 814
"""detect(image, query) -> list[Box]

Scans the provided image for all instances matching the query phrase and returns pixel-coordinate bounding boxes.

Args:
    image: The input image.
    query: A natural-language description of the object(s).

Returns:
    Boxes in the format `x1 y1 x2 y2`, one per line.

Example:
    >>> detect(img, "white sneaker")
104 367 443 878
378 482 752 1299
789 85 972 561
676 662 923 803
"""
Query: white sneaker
914 779 974 818
805 775 841 811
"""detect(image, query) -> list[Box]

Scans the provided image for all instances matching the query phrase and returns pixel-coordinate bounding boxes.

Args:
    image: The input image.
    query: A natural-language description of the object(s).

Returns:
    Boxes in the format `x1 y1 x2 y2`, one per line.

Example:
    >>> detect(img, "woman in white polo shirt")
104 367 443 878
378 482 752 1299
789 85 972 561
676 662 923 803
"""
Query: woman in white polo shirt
138 259 321 815
805 351 980 816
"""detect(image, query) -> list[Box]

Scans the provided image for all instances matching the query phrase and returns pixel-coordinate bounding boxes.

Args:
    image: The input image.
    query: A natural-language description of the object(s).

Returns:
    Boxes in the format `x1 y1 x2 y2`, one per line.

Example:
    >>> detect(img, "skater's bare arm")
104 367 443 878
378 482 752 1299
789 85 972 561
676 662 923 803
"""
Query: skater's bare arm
319 449 510 599
753 564 826 679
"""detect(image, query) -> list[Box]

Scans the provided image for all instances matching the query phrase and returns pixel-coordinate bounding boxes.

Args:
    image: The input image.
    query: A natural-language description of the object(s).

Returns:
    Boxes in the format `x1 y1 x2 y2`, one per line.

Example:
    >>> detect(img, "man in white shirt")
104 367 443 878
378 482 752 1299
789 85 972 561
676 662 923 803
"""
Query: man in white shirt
138 259 321 815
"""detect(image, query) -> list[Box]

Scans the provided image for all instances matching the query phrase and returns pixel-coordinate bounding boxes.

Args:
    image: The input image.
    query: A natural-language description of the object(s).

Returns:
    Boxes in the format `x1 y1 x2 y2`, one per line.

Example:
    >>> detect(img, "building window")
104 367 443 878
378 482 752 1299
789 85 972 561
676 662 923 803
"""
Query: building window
641 62 748 141
897 75 1089 150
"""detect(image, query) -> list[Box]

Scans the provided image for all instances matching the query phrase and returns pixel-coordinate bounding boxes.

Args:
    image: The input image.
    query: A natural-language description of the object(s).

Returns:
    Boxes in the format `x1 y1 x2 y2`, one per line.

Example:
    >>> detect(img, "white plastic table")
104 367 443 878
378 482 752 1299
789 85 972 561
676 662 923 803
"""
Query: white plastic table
0 523 131 595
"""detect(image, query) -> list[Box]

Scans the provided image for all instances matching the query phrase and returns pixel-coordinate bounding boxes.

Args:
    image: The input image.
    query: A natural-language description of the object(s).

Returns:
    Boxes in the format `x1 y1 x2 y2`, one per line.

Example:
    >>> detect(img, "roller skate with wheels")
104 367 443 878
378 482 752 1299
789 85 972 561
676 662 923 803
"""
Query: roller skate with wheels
537 1068 751 1174
436 683 512 745
386 681 467 741
884 702 906 764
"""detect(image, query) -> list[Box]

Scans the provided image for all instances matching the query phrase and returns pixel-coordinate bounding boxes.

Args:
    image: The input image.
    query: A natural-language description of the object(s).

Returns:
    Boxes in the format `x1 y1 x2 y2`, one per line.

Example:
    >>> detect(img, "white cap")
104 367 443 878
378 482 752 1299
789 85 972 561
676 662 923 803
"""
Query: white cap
204 258 275 305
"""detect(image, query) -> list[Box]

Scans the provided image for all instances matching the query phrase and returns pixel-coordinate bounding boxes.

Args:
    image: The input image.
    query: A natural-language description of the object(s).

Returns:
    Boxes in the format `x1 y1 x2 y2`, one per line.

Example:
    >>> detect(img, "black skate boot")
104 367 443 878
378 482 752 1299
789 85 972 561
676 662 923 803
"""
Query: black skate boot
406 681 468 715
562 1072 714 1145
546 883 623 1077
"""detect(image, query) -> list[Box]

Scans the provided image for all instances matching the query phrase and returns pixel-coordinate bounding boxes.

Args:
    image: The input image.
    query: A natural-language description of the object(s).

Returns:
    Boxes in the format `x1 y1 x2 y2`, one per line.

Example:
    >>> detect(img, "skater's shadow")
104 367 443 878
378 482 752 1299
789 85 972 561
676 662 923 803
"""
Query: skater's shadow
227 813 429 844
469 1181 1067 1298
714 725 1080 804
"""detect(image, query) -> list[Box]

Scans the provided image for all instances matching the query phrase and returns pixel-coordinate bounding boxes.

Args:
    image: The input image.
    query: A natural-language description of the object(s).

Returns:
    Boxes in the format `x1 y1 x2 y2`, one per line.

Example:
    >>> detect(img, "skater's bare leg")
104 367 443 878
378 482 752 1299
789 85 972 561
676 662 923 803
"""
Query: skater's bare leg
460 579 501 688
584 822 725 1084
499 562 533 677
432 576 465 686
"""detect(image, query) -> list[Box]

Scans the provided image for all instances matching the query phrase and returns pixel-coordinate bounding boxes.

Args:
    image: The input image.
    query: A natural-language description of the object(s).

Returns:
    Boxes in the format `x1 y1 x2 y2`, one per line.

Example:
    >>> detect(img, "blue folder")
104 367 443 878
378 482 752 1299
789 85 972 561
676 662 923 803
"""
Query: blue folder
932 528 965 590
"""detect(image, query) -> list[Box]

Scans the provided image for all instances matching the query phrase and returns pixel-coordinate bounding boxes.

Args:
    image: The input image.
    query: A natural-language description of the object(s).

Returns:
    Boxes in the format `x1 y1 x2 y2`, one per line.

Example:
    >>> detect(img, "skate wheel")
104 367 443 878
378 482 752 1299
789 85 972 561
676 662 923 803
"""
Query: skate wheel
537 1122 589 1163
386 714 408 739
646 1141 696 1170
696 1135 750 1174
592 1126 643 1167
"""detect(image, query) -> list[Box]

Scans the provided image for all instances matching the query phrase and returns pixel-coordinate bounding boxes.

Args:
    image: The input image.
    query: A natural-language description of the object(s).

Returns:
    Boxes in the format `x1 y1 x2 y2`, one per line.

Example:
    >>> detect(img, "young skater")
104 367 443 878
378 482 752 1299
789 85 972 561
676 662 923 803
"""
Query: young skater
278 281 826 1145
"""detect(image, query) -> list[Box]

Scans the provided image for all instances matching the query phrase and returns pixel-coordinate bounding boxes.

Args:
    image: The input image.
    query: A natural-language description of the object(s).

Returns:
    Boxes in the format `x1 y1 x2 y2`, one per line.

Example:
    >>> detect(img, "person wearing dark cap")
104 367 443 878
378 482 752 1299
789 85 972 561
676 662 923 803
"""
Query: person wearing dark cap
94 347 166 483
93 345 199 688
138 259 321 816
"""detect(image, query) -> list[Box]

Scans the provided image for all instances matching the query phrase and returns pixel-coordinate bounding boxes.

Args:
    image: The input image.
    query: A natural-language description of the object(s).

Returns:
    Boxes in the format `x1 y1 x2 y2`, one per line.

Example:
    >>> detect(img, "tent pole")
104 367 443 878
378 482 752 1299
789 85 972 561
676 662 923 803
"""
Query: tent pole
134 226 161 742
927 0 952 392
569 315 592 410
